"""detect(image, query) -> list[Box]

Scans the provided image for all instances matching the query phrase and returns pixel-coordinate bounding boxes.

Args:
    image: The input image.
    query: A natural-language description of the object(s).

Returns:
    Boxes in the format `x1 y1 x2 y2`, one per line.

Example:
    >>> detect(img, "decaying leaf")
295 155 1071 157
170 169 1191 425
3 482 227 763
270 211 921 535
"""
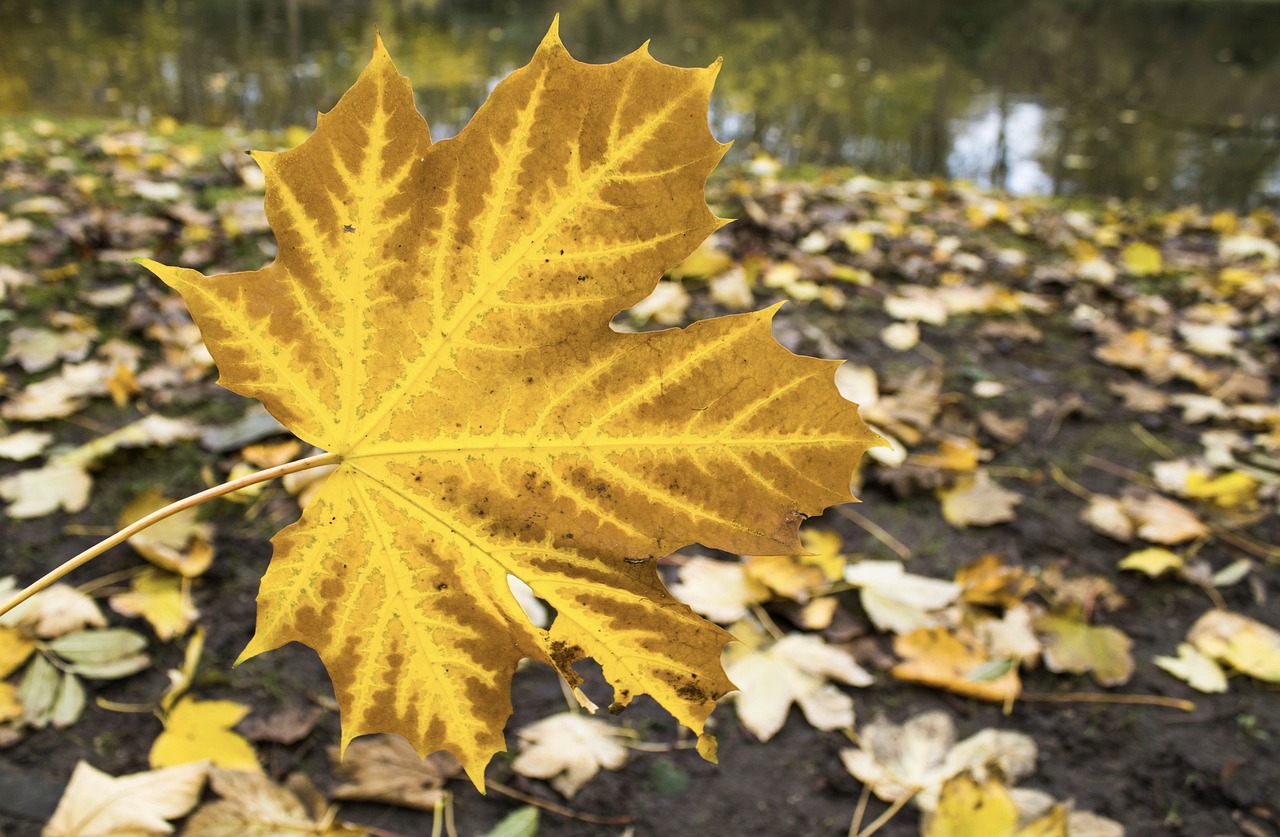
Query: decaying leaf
510 712 630 798
183 768 366 837
150 696 261 774
43 759 208 837
140 23 878 782
840 710 1038 811
328 734 460 810
0 625 36 678
1187 609 1280 682
1038 614 1134 687
723 632 872 741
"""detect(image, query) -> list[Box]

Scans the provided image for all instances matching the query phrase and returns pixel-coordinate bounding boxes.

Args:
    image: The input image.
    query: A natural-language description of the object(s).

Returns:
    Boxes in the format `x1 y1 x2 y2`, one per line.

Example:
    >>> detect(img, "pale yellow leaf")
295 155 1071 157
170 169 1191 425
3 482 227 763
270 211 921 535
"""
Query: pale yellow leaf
43 760 208 837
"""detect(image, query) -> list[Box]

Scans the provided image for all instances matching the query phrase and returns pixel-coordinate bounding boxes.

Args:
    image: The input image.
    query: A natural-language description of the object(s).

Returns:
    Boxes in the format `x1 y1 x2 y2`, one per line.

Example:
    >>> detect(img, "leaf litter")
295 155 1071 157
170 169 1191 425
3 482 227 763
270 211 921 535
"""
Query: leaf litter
0 20 1277 836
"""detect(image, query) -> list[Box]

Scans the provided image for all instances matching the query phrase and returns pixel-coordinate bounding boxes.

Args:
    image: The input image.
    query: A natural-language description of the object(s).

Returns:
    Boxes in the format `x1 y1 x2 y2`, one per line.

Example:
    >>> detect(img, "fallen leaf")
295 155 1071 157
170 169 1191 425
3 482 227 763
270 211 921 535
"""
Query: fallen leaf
892 628 1021 703
150 697 261 773
328 735 460 810
510 712 629 798
1187 609 1280 682
1079 496 1134 542
43 759 208 837
1120 241 1162 276
240 704 324 745
120 491 215 577
955 555 1034 608
0 681 21 724
140 24 877 783
840 710 1038 811
669 556 770 623
3 326 95 373
109 568 199 641
1038 614 1134 686
1120 494 1207 544
843 560 961 634
880 321 920 351
1154 642 1227 693
0 581 105 639
723 633 872 741
1117 547 1182 578
1184 470 1258 508
939 471 1022 528
182 768 365 837
0 416 200 519
0 625 36 678
0 429 54 461
924 775 1067 837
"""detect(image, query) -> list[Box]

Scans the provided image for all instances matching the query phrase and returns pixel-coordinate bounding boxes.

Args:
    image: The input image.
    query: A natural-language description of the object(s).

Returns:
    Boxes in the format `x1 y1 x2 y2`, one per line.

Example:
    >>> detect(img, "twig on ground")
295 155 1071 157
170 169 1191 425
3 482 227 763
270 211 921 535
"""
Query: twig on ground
485 779 633 825
1020 691 1195 712
835 507 911 560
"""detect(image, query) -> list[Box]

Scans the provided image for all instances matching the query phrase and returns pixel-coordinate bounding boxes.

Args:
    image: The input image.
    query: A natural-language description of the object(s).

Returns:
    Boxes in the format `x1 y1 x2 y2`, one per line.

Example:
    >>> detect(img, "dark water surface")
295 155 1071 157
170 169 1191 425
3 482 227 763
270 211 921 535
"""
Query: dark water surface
2 0 1280 208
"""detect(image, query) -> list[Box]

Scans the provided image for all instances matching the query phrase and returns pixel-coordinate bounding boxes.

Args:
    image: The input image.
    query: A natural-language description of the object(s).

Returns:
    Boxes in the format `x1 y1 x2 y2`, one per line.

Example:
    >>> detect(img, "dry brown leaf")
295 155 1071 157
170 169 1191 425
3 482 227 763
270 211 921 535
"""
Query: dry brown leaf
328 734 460 810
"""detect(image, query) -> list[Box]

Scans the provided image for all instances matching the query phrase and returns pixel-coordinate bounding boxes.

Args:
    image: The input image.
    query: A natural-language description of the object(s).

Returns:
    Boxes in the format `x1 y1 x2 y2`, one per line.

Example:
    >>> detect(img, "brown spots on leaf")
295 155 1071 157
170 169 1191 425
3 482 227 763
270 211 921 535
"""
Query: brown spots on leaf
548 639 583 672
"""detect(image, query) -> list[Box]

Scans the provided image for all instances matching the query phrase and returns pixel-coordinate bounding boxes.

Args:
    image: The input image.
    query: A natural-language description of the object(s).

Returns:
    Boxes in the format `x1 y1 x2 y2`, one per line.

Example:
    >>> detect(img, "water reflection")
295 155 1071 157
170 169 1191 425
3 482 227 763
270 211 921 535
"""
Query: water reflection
1 0 1278 207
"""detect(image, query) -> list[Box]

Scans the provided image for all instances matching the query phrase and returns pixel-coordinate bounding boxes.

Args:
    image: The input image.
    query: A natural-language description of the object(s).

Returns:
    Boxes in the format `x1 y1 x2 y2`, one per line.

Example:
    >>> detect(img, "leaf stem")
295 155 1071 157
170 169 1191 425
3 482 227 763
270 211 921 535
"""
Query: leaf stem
0 451 342 619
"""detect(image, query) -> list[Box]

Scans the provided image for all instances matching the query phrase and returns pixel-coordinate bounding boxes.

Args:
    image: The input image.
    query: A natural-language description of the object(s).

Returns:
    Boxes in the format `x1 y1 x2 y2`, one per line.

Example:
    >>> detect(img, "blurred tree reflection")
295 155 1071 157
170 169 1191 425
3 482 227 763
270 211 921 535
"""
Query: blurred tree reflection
0 0 1277 207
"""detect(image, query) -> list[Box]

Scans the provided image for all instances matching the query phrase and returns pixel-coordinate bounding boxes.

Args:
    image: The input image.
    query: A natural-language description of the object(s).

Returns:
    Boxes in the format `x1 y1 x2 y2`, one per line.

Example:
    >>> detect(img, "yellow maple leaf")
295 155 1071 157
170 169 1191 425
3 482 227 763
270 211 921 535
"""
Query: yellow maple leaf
139 21 877 786
891 627 1021 703
150 696 262 774
924 775 1067 837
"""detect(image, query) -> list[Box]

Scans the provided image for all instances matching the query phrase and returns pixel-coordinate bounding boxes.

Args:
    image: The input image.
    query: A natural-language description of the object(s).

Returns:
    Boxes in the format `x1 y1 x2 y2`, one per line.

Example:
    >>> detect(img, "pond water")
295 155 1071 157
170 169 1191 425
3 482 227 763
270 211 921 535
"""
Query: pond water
2 0 1280 208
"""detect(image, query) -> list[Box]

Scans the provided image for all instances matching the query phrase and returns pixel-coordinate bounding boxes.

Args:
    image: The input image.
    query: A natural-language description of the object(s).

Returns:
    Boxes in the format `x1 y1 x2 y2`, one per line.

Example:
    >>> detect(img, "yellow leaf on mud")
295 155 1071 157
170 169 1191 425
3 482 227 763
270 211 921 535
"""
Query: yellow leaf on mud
1187 609 1280 682
1184 470 1258 508
939 470 1022 528
1038 613 1134 686
1154 642 1227 693
150 697 261 773
1117 547 1183 578
955 554 1033 608
43 760 208 837
0 681 21 723
120 490 215 578
0 625 35 678
891 628 1021 703
668 239 732 280
183 768 366 837
329 735 460 811
1120 241 1162 276
924 775 1067 837
140 23 878 785
109 568 199 641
